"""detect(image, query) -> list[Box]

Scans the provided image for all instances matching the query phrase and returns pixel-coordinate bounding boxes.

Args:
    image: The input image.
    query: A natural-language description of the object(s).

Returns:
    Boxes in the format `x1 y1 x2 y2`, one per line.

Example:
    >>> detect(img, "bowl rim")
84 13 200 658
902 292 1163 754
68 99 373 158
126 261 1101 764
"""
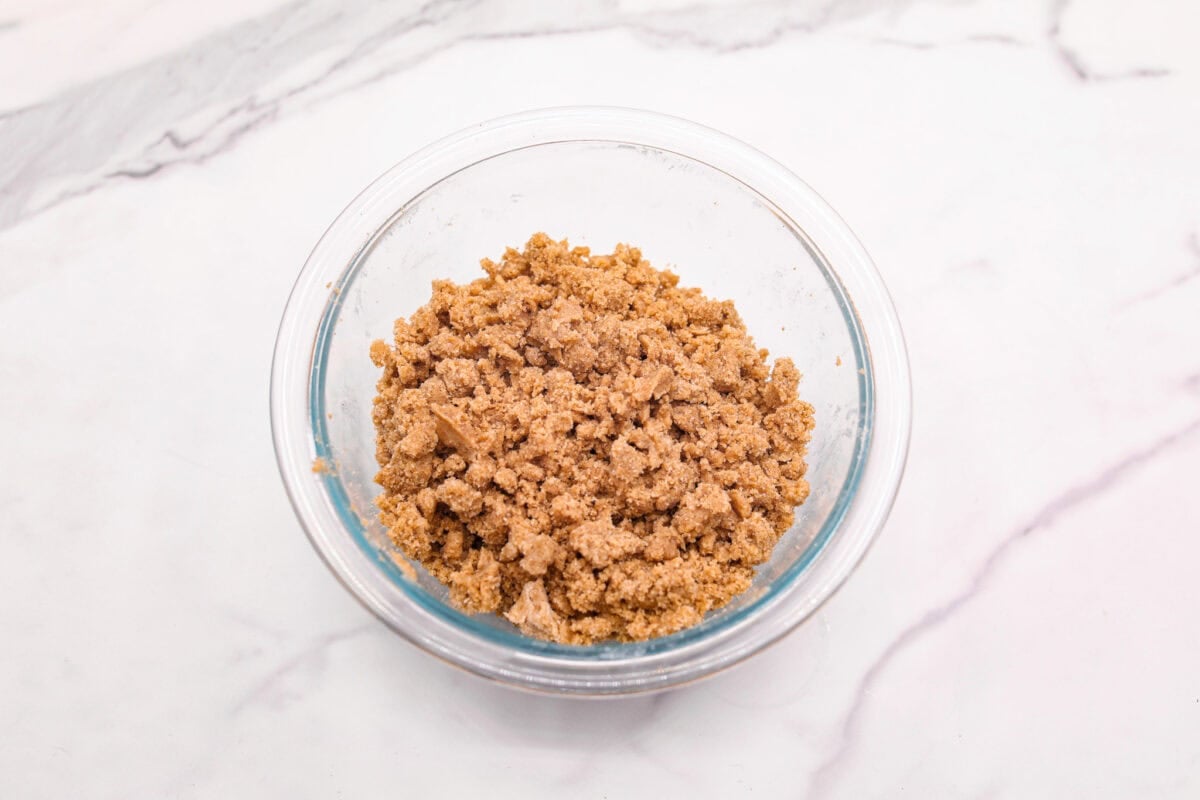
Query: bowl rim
270 105 911 695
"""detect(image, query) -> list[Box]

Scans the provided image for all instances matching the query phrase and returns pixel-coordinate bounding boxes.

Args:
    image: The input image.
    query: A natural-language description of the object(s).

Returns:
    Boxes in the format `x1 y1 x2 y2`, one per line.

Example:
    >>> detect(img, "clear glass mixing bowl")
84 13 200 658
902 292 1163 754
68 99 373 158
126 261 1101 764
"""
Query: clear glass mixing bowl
270 107 910 695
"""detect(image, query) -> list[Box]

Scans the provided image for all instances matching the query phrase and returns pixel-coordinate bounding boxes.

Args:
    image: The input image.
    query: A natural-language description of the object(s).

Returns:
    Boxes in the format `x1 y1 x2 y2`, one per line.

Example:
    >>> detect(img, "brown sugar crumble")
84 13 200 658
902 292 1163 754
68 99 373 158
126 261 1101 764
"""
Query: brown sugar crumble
369 233 815 643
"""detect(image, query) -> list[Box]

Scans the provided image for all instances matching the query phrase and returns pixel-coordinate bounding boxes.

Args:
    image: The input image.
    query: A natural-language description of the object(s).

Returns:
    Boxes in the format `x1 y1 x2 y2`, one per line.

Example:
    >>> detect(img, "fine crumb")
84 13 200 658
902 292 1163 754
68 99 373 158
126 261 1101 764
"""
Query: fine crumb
836 356 842 367
389 551 418 581
312 456 332 474
370 233 815 644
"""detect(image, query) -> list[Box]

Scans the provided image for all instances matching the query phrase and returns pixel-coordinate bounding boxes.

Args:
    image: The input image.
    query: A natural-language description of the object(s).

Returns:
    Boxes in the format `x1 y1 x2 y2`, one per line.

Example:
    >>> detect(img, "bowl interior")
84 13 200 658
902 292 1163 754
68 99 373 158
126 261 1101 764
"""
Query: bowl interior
311 140 871 658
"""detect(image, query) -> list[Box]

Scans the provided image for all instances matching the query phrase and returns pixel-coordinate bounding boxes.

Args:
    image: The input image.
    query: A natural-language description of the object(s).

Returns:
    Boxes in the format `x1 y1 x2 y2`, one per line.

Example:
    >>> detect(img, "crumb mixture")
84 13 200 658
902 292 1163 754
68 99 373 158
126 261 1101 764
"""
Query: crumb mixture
370 233 815 643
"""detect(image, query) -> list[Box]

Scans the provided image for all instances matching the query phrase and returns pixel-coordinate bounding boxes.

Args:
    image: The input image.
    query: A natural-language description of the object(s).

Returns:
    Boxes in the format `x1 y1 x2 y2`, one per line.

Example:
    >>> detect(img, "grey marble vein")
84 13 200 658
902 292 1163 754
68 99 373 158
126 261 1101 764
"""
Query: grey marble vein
866 32 1029 51
1048 0 1169 81
807 415 1200 797
0 0 1180 241
1117 232 1200 310
0 0 928 236
230 623 374 715
0 0 462 230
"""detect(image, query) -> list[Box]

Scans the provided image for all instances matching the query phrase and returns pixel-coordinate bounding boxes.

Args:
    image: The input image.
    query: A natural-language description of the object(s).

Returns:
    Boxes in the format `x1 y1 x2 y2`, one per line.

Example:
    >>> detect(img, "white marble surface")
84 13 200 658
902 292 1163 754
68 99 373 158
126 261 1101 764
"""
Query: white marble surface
2 0 1199 796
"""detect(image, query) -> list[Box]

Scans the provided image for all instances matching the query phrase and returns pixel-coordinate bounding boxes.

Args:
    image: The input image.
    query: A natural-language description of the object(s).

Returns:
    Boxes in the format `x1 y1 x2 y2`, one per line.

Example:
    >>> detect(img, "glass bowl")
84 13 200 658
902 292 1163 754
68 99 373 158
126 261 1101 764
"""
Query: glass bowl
270 107 910 695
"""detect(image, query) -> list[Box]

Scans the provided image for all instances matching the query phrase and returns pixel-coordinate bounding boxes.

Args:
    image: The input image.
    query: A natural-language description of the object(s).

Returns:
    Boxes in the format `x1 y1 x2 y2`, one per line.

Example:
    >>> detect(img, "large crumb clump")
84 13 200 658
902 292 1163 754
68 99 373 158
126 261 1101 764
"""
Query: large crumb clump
370 233 815 643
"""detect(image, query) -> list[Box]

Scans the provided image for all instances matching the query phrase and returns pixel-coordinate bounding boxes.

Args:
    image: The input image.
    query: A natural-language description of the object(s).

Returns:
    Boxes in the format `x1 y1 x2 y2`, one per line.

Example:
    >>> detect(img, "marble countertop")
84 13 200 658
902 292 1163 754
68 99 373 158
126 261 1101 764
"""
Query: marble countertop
3 0 1198 796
